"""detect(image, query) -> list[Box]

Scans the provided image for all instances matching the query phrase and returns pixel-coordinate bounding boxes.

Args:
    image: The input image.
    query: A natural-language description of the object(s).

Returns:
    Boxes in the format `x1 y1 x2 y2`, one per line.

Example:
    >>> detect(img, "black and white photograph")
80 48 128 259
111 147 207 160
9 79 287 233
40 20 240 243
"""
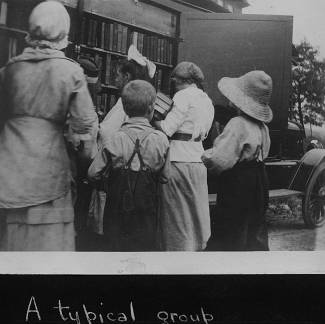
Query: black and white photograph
1 0 325 255
1 0 325 322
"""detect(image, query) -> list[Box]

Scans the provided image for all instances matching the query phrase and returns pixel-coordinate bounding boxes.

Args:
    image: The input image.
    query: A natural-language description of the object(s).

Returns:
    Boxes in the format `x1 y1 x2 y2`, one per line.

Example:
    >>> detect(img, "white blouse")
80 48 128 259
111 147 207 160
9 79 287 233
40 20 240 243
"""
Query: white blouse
99 98 128 146
160 85 215 162
202 115 271 174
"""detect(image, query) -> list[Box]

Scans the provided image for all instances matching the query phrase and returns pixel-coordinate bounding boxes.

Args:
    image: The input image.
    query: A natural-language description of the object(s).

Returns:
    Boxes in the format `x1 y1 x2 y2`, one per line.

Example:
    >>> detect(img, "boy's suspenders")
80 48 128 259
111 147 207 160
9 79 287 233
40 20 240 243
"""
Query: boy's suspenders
121 127 155 170
118 127 156 213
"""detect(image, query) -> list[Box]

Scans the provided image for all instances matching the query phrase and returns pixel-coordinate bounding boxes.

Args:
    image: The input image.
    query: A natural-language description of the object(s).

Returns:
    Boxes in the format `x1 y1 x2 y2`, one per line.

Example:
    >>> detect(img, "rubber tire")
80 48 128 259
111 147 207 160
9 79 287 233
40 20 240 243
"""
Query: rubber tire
303 161 325 228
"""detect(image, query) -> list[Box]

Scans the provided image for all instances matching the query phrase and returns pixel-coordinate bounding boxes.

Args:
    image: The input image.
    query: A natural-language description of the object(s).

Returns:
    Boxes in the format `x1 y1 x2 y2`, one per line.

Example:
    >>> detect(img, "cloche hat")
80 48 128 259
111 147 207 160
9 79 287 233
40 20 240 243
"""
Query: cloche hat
25 1 70 50
218 70 273 123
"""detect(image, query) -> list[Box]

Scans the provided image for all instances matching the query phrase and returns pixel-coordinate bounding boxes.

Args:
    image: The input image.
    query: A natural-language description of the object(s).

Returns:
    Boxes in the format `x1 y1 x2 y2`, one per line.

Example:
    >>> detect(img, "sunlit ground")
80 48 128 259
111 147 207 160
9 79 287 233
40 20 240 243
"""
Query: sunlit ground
267 197 325 250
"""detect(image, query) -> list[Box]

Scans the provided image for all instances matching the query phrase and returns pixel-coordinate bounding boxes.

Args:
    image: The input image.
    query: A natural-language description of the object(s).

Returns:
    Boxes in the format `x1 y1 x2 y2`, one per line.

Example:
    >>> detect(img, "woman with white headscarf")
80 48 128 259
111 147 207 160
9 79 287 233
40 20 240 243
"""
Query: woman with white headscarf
0 1 98 251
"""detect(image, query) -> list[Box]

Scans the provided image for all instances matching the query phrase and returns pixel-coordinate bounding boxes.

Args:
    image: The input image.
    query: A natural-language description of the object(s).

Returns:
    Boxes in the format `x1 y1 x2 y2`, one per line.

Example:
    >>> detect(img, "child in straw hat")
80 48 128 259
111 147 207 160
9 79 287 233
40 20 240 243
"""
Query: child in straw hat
202 70 272 251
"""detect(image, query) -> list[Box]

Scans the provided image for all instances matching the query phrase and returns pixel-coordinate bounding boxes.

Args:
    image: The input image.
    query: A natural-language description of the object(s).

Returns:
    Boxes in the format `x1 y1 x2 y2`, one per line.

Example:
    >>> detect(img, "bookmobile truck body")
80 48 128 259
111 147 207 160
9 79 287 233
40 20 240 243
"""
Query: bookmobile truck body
1 0 325 228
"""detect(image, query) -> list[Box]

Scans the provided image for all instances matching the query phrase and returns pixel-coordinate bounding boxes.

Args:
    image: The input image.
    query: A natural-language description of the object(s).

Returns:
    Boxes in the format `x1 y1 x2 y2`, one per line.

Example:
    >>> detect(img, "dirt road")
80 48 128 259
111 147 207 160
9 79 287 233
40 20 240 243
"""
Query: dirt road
267 198 325 250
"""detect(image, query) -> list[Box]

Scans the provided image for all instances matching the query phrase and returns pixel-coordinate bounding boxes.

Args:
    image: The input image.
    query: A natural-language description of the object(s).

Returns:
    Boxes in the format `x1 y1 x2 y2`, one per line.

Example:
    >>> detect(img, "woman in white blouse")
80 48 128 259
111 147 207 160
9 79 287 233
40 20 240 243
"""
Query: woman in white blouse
155 61 214 251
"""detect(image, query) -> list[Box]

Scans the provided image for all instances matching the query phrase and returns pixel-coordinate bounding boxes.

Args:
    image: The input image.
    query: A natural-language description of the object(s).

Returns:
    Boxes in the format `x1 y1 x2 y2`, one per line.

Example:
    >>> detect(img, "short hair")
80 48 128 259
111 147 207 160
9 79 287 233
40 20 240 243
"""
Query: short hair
122 80 156 117
117 59 151 81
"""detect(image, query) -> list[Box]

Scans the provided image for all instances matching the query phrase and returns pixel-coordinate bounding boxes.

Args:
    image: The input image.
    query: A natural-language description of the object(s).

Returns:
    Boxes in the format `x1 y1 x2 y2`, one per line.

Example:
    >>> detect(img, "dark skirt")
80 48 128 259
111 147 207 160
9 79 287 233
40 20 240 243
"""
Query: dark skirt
206 161 269 251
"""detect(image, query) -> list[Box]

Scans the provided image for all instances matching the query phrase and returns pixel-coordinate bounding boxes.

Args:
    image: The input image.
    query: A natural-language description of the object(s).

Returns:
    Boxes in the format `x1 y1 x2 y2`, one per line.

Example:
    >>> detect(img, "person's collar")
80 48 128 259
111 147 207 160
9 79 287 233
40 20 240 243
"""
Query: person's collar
123 116 152 127
177 83 198 93
6 47 66 65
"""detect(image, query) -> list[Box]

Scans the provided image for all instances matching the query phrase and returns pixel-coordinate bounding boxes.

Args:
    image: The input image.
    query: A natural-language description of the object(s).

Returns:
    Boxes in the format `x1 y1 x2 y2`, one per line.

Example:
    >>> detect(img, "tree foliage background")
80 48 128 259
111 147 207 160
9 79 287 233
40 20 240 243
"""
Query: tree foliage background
290 40 325 126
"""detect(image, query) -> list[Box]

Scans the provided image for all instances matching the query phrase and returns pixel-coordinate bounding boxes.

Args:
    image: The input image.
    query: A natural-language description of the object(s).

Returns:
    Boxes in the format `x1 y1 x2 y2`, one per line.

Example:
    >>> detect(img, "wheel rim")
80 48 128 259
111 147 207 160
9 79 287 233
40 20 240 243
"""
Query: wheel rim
307 170 325 226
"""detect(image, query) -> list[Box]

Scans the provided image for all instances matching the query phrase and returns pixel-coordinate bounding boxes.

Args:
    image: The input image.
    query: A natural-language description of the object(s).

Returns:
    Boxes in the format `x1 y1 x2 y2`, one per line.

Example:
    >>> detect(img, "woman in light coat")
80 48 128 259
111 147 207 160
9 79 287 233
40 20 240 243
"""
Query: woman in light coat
0 1 98 251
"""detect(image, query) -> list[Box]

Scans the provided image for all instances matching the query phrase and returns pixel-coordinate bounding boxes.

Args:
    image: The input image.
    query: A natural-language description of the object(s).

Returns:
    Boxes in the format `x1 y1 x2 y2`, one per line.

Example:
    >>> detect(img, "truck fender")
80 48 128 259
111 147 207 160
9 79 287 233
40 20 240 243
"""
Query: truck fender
289 148 325 192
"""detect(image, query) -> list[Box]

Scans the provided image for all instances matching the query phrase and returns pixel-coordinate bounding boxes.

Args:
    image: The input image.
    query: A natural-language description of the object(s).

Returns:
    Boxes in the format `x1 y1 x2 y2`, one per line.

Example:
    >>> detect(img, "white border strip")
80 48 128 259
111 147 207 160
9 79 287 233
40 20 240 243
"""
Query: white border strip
1 252 325 274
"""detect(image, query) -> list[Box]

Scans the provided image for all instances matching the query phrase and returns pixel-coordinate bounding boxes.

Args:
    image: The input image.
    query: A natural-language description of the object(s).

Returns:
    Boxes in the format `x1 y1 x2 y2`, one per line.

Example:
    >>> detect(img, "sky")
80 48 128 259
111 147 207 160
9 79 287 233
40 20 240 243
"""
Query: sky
244 0 325 59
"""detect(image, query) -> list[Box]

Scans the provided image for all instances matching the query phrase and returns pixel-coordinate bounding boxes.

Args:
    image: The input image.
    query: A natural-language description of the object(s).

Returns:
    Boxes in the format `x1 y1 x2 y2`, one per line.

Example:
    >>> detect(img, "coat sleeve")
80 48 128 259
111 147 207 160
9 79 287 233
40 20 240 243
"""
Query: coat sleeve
201 118 246 174
88 147 112 182
67 68 99 159
99 98 126 147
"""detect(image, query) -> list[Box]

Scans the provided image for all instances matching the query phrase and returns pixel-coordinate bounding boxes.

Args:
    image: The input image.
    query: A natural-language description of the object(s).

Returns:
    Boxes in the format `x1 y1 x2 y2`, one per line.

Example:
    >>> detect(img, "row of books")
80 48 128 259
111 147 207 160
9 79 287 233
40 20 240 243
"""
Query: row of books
82 18 129 55
130 31 174 65
81 51 119 87
82 50 172 95
95 93 118 120
81 16 174 65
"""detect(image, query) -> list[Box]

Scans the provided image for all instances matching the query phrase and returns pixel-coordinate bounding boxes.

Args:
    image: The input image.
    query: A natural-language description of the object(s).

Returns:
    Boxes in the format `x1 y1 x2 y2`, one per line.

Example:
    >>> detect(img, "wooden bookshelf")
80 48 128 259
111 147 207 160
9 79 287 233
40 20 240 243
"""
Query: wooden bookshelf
0 0 179 119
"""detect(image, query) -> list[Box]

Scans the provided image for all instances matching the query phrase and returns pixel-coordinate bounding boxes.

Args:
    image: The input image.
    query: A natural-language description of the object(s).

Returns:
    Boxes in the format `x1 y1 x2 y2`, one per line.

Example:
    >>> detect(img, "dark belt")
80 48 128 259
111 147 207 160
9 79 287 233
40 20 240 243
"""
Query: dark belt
170 133 201 142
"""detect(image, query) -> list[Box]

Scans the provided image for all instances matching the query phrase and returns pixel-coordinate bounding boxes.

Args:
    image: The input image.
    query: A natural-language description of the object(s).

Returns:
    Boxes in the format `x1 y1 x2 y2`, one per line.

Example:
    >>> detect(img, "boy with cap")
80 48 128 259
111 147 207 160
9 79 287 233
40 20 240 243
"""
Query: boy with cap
202 70 272 251
88 80 169 251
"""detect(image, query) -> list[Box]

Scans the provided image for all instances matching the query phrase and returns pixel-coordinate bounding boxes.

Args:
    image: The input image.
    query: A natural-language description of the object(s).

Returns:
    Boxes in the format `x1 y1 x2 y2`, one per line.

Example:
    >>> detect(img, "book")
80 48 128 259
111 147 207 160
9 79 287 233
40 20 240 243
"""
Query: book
103 22 110 50
109 57 119 86
153 91 173 121
142 34 148 58
121 25 128 54
94 53 103 82
168 40 173 65
100 21 105 49
116 24 124 53
156 68 163 90
153 36 158 62
80 16 88 44
112 22 119 52
87 19 94 46
0 1 8 25
137 32 144 54
157 38 162 63
109 22 114 51
92 20 98 47
105 54 111 85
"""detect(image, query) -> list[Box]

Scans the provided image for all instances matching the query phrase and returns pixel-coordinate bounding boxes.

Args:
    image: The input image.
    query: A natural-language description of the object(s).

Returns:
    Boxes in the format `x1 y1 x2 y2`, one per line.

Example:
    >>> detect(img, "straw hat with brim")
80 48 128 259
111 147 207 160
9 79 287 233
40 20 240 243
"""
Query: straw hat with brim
218 70 273 123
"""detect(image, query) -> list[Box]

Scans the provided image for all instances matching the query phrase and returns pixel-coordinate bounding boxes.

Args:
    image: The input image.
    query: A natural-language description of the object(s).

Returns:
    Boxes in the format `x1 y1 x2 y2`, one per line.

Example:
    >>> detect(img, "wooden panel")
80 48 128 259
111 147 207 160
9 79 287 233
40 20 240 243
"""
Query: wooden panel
71 0 178 37
60 0 78 7
178 13 293 133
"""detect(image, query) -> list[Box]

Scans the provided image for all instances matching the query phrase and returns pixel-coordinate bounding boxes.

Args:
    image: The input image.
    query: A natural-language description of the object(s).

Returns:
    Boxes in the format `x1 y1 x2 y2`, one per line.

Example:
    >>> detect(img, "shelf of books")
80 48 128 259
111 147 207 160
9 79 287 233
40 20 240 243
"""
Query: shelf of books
0 0 178 119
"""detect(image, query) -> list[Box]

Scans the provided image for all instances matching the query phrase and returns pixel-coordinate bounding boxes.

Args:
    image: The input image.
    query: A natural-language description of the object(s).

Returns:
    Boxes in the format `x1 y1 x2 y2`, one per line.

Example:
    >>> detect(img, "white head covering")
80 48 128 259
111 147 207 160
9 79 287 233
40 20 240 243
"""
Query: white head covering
25 1 70 50
127 45 156 79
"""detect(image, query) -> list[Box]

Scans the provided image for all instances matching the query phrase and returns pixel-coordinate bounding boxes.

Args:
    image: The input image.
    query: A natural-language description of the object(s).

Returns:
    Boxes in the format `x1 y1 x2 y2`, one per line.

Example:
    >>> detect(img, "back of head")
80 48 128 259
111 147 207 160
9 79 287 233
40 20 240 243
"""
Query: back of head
118 59 150 82
171 61 204 88
122 80 156 118
77 56 99 83
26 0 70 50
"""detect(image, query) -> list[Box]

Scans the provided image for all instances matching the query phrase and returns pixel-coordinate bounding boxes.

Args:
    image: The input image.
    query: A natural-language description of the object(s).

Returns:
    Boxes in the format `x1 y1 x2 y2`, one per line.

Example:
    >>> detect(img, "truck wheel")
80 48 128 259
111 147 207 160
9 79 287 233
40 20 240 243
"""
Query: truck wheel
303 161 325 228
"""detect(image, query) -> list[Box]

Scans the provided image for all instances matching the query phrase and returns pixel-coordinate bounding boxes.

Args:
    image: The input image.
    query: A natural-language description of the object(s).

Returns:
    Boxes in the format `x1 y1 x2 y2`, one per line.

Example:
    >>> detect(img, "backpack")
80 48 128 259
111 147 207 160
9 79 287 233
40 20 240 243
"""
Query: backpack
103 127 160 251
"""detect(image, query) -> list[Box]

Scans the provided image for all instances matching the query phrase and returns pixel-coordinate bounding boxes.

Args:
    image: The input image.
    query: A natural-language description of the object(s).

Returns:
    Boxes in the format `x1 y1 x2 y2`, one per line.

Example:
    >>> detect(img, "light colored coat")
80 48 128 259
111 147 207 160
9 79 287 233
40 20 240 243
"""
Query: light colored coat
0 47 98 208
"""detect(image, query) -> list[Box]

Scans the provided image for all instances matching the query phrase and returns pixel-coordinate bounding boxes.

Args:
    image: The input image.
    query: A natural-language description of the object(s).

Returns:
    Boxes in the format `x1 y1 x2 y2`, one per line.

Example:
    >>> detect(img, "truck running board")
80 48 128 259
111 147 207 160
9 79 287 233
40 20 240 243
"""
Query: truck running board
209 189 303 206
